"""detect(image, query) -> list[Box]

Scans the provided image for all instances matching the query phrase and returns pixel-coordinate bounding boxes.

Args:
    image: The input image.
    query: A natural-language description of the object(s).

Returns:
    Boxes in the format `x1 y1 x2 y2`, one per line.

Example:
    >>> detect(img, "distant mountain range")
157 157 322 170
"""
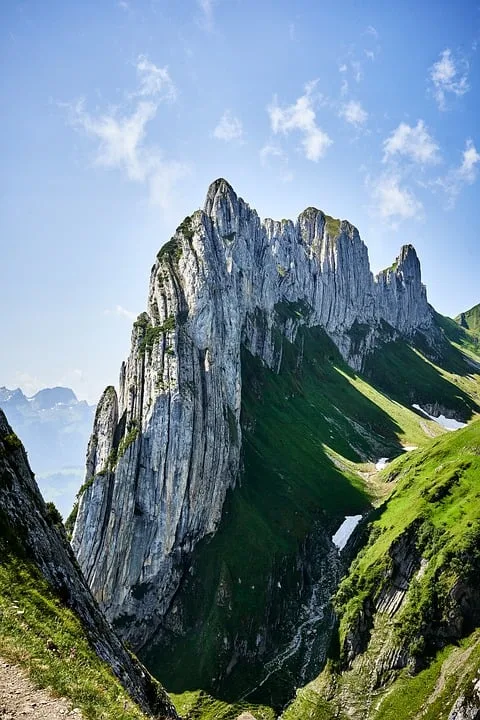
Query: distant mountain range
0 386 94 516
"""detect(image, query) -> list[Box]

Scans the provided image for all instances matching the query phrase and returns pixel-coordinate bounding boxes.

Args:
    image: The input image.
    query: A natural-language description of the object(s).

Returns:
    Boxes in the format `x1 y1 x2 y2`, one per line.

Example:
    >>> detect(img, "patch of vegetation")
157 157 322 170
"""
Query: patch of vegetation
347 321 370 352
0 555 155 720
276 264 287 277
78 476 95 496
324 214 341 238
170 689 275 720
364 337 480 421
435 311 480 360
64 501 78 540
45 501 63 527
3 433 22 451
455 302 480 333
117 424 139 460
274 299 312 323
138 315 176 356
157 238 183 263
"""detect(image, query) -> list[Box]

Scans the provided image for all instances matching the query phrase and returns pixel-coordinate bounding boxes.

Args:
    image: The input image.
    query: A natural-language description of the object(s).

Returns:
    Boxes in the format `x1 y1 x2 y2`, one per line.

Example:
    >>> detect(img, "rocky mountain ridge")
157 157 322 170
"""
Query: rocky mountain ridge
72 179 438 656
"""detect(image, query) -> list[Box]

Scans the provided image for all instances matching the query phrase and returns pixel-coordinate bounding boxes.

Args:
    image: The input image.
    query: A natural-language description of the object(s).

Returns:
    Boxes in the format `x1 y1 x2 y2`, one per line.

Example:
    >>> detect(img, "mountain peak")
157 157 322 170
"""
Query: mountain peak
204 177 238 216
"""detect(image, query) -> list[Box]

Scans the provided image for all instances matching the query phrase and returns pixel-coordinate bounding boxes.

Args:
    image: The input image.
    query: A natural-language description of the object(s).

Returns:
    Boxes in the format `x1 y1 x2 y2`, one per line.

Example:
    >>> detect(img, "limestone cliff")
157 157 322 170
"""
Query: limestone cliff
72 179 435 650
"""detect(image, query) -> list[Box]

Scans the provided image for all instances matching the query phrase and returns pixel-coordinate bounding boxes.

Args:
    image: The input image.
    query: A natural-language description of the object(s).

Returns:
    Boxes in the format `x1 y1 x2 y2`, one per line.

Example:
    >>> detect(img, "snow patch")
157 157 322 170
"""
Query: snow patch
375 457 390 471
402 445 418 451
332 515 362 551
412 404 467 431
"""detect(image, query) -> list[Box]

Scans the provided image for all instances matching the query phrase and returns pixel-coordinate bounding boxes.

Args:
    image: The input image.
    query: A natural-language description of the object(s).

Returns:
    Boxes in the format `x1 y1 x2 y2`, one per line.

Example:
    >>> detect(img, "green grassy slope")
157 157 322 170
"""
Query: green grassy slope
284 419 480 720
455 302 480 333
0 557 153 720
142 325 475 712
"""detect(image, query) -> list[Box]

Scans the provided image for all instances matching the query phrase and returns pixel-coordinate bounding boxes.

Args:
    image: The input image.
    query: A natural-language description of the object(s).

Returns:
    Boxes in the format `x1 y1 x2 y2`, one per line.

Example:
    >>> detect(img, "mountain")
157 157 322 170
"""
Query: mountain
0 386 95 516
0 408 178 719
456 302 480 334
71 179 480 712
284 419 480 720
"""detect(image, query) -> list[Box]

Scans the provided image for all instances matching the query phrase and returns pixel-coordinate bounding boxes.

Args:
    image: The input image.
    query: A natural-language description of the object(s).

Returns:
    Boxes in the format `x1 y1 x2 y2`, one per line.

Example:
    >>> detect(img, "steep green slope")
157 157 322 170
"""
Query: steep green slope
435 311 480 366
284 419 480 720
456 302 480 333
0 412 178 720
141 323 478 712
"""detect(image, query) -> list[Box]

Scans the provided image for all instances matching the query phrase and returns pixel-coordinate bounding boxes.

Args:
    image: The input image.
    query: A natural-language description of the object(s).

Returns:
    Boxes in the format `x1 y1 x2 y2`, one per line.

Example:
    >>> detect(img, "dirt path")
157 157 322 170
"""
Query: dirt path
0 658 83 719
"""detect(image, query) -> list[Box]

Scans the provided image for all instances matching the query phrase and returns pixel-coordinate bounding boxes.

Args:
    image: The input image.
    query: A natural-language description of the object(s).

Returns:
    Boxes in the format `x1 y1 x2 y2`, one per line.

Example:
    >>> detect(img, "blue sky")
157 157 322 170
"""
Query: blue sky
1 0 479 403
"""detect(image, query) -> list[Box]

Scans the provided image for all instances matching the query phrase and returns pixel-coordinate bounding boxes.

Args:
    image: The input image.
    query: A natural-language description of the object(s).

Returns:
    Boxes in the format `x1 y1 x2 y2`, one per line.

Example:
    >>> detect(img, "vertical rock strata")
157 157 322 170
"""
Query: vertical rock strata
72 179 433 647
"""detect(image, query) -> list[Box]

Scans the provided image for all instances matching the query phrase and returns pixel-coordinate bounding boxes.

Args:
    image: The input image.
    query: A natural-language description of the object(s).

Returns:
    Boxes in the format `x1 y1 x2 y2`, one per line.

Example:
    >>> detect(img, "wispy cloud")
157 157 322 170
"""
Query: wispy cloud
66 56 189 209
339 100 368 127
370 173 423 227
259 144 293 182
433 139 480 207
104 305 137 321
268 81 332 162
383 120 440 165
197 0 215 30
429 49 469 110
135 55 177 101
213 110 243 141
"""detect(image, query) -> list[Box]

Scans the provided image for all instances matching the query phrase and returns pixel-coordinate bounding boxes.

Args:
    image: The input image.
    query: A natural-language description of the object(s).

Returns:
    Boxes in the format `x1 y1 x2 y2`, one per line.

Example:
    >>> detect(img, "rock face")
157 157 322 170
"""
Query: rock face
0 409 178 720
72 179 434 648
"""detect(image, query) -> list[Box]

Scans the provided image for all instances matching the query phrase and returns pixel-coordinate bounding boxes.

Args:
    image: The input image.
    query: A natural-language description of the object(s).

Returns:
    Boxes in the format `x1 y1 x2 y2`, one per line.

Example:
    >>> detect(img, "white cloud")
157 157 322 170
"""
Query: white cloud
105 305 137 321
197 0 215 30
383 120 440 165
434 139 480 207
118 0 129 9
213 110 243 141
429 49 469 110
458 138 480 182
370 173 423 226
66 56 188 209
135 56 177 101
260 144 285 164
365 50 375 61
351 60 362 83
340 100 368 127
268 82 332 162
259 144 293 182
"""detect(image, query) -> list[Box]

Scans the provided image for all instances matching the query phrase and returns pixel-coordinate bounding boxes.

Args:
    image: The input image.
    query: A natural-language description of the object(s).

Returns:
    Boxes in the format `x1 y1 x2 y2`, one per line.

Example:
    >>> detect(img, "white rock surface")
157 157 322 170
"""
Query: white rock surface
72 179 436 647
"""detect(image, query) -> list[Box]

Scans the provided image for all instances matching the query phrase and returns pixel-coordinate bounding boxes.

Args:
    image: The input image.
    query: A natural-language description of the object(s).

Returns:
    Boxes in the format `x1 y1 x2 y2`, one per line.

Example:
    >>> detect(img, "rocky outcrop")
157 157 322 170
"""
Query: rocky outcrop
0 410 179 720
72 179 435 649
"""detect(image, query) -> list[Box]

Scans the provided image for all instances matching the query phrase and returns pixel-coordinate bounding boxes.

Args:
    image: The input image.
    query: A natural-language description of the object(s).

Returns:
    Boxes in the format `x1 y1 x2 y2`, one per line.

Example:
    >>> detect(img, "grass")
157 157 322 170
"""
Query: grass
284 420 480 719
171 689 275 720
455 302 480 333
336 420 480 650
141 326 459 709
364 336 480 420
0 555 151 720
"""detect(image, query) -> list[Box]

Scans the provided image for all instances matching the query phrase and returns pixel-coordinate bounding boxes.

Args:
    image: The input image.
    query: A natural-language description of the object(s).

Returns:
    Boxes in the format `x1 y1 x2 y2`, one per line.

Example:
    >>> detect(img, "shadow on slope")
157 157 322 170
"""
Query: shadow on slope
364 336 480 422
141 328 425 711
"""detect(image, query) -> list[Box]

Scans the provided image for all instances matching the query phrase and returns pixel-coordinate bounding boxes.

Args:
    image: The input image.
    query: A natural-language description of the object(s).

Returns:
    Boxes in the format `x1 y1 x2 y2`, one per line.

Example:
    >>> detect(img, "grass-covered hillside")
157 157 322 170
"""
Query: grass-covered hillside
0 411 178 720
142 317 480 713
456 302 480 334
284 419 480 720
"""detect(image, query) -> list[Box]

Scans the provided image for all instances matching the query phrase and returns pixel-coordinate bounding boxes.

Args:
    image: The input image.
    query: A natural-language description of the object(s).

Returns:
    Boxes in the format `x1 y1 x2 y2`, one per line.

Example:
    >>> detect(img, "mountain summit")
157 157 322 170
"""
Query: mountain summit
70 180 477 706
